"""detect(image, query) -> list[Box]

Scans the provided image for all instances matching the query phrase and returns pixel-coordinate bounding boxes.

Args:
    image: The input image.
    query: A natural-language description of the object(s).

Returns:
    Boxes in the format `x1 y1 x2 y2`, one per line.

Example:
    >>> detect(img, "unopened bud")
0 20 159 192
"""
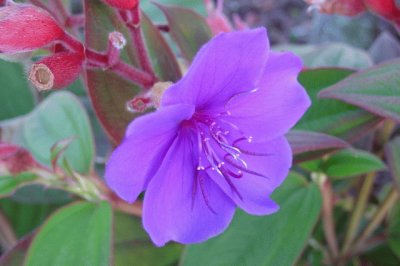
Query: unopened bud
29 52 84 91
0 4 64 53
102 0 138 10
126 97 151 113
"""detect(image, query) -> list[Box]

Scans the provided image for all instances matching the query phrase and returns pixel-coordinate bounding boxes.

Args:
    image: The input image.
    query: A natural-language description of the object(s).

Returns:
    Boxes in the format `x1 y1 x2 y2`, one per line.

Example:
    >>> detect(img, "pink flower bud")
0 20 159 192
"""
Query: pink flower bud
0 4 64 53
204 0 233 35
29 52 84 91
102 0 138 10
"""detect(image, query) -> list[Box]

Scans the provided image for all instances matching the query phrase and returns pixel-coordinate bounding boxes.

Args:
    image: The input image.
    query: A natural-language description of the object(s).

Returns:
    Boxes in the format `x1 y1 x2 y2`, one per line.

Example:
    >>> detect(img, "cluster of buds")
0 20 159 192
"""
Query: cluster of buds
0 3 85 91
0 0 148 92
306 0 400 28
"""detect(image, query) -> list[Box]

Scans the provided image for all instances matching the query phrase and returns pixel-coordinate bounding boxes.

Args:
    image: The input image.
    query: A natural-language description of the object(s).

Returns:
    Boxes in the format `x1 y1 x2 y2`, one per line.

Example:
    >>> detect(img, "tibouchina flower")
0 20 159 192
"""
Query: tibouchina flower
106 28 311 246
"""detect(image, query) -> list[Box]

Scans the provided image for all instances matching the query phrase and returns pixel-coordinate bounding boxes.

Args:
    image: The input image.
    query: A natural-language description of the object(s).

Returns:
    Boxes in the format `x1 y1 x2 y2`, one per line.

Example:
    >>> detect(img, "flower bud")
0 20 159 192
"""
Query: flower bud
102 0 138 10
29 52 84 91
0 4 64 53
205 0 233 35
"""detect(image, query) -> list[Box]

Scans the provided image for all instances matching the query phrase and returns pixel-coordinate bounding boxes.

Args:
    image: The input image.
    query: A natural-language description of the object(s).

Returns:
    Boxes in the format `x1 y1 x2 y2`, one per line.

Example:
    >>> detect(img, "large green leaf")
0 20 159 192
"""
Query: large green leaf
114 213 183 266
156 3 212 62
21 91 94 174
182 173 322 266
319 59 400 122
142 0 205 21
321 148 386 178
24 201 112 266
0 60 35 120
296 68 383 142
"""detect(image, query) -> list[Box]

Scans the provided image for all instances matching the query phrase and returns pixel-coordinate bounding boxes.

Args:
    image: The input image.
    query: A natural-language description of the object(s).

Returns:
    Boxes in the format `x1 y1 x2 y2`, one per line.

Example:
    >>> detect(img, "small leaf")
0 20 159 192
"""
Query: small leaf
50 136 76 171
0 173 37 198
287 130 349 163
388 204 400 259
0 60 35 120
25 201 112 266
385 137 400 193
296 68 383 142
156 3 212 62
182 173 322 266
321 149 386 178
319 59 400 123
21 91 94 174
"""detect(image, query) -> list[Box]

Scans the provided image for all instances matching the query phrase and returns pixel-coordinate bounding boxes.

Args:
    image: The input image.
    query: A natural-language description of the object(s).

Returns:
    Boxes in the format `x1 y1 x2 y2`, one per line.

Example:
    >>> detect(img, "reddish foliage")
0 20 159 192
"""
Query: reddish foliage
0 143 42 174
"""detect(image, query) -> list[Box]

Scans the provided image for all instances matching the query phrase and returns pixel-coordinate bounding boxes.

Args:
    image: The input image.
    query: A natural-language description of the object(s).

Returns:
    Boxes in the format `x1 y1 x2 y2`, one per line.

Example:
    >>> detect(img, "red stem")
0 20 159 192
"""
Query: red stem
119 8 156 82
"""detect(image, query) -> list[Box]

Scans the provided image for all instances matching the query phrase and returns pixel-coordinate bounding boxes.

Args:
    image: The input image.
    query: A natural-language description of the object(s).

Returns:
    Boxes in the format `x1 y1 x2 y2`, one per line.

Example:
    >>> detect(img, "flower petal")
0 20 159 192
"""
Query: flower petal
161 28 269 111
105 104 195 203
207 136 292 215
226 52 311 142
143 134 236 246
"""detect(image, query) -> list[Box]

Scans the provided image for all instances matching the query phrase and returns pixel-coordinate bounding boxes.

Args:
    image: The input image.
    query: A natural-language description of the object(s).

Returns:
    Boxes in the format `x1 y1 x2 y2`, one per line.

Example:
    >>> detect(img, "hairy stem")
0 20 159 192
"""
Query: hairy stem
341 172 376 255
320 177 339 259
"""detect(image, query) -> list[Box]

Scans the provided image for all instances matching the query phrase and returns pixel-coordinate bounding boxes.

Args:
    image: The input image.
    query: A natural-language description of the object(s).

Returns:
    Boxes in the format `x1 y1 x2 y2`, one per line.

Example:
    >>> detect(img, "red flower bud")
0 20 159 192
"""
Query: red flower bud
364 0 400 26
29 52 84 91
102 0 138 10
0 4 64 53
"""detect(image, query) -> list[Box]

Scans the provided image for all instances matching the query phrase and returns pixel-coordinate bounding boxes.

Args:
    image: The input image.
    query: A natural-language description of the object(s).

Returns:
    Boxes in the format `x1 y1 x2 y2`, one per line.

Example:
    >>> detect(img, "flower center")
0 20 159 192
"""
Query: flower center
190 111 271 213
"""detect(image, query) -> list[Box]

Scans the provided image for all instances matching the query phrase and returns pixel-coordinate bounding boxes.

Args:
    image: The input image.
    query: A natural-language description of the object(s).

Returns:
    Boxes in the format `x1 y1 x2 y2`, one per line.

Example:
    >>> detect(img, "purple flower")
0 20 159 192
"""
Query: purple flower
105 28 310 246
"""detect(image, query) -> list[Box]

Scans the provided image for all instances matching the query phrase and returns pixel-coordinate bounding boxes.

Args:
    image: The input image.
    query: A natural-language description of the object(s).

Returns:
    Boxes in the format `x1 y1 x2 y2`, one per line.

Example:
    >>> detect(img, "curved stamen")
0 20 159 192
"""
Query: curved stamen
224 154 270 179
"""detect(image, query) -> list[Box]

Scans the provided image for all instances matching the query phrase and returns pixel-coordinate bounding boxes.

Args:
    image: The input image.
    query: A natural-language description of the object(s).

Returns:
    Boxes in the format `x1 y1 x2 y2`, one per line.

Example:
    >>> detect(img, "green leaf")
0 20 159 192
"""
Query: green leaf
25 201 112 266
275 43 373 69
0 198 59 237
114 213 183 266
287 130 349 163
0 60 35 121
156 3 212 62
142 13 181 82
142 0 205 22
182 173 322 266
296 68 383 142
321 149 386 178
319 59 400 122
21 91 94 174
0 173 37 198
